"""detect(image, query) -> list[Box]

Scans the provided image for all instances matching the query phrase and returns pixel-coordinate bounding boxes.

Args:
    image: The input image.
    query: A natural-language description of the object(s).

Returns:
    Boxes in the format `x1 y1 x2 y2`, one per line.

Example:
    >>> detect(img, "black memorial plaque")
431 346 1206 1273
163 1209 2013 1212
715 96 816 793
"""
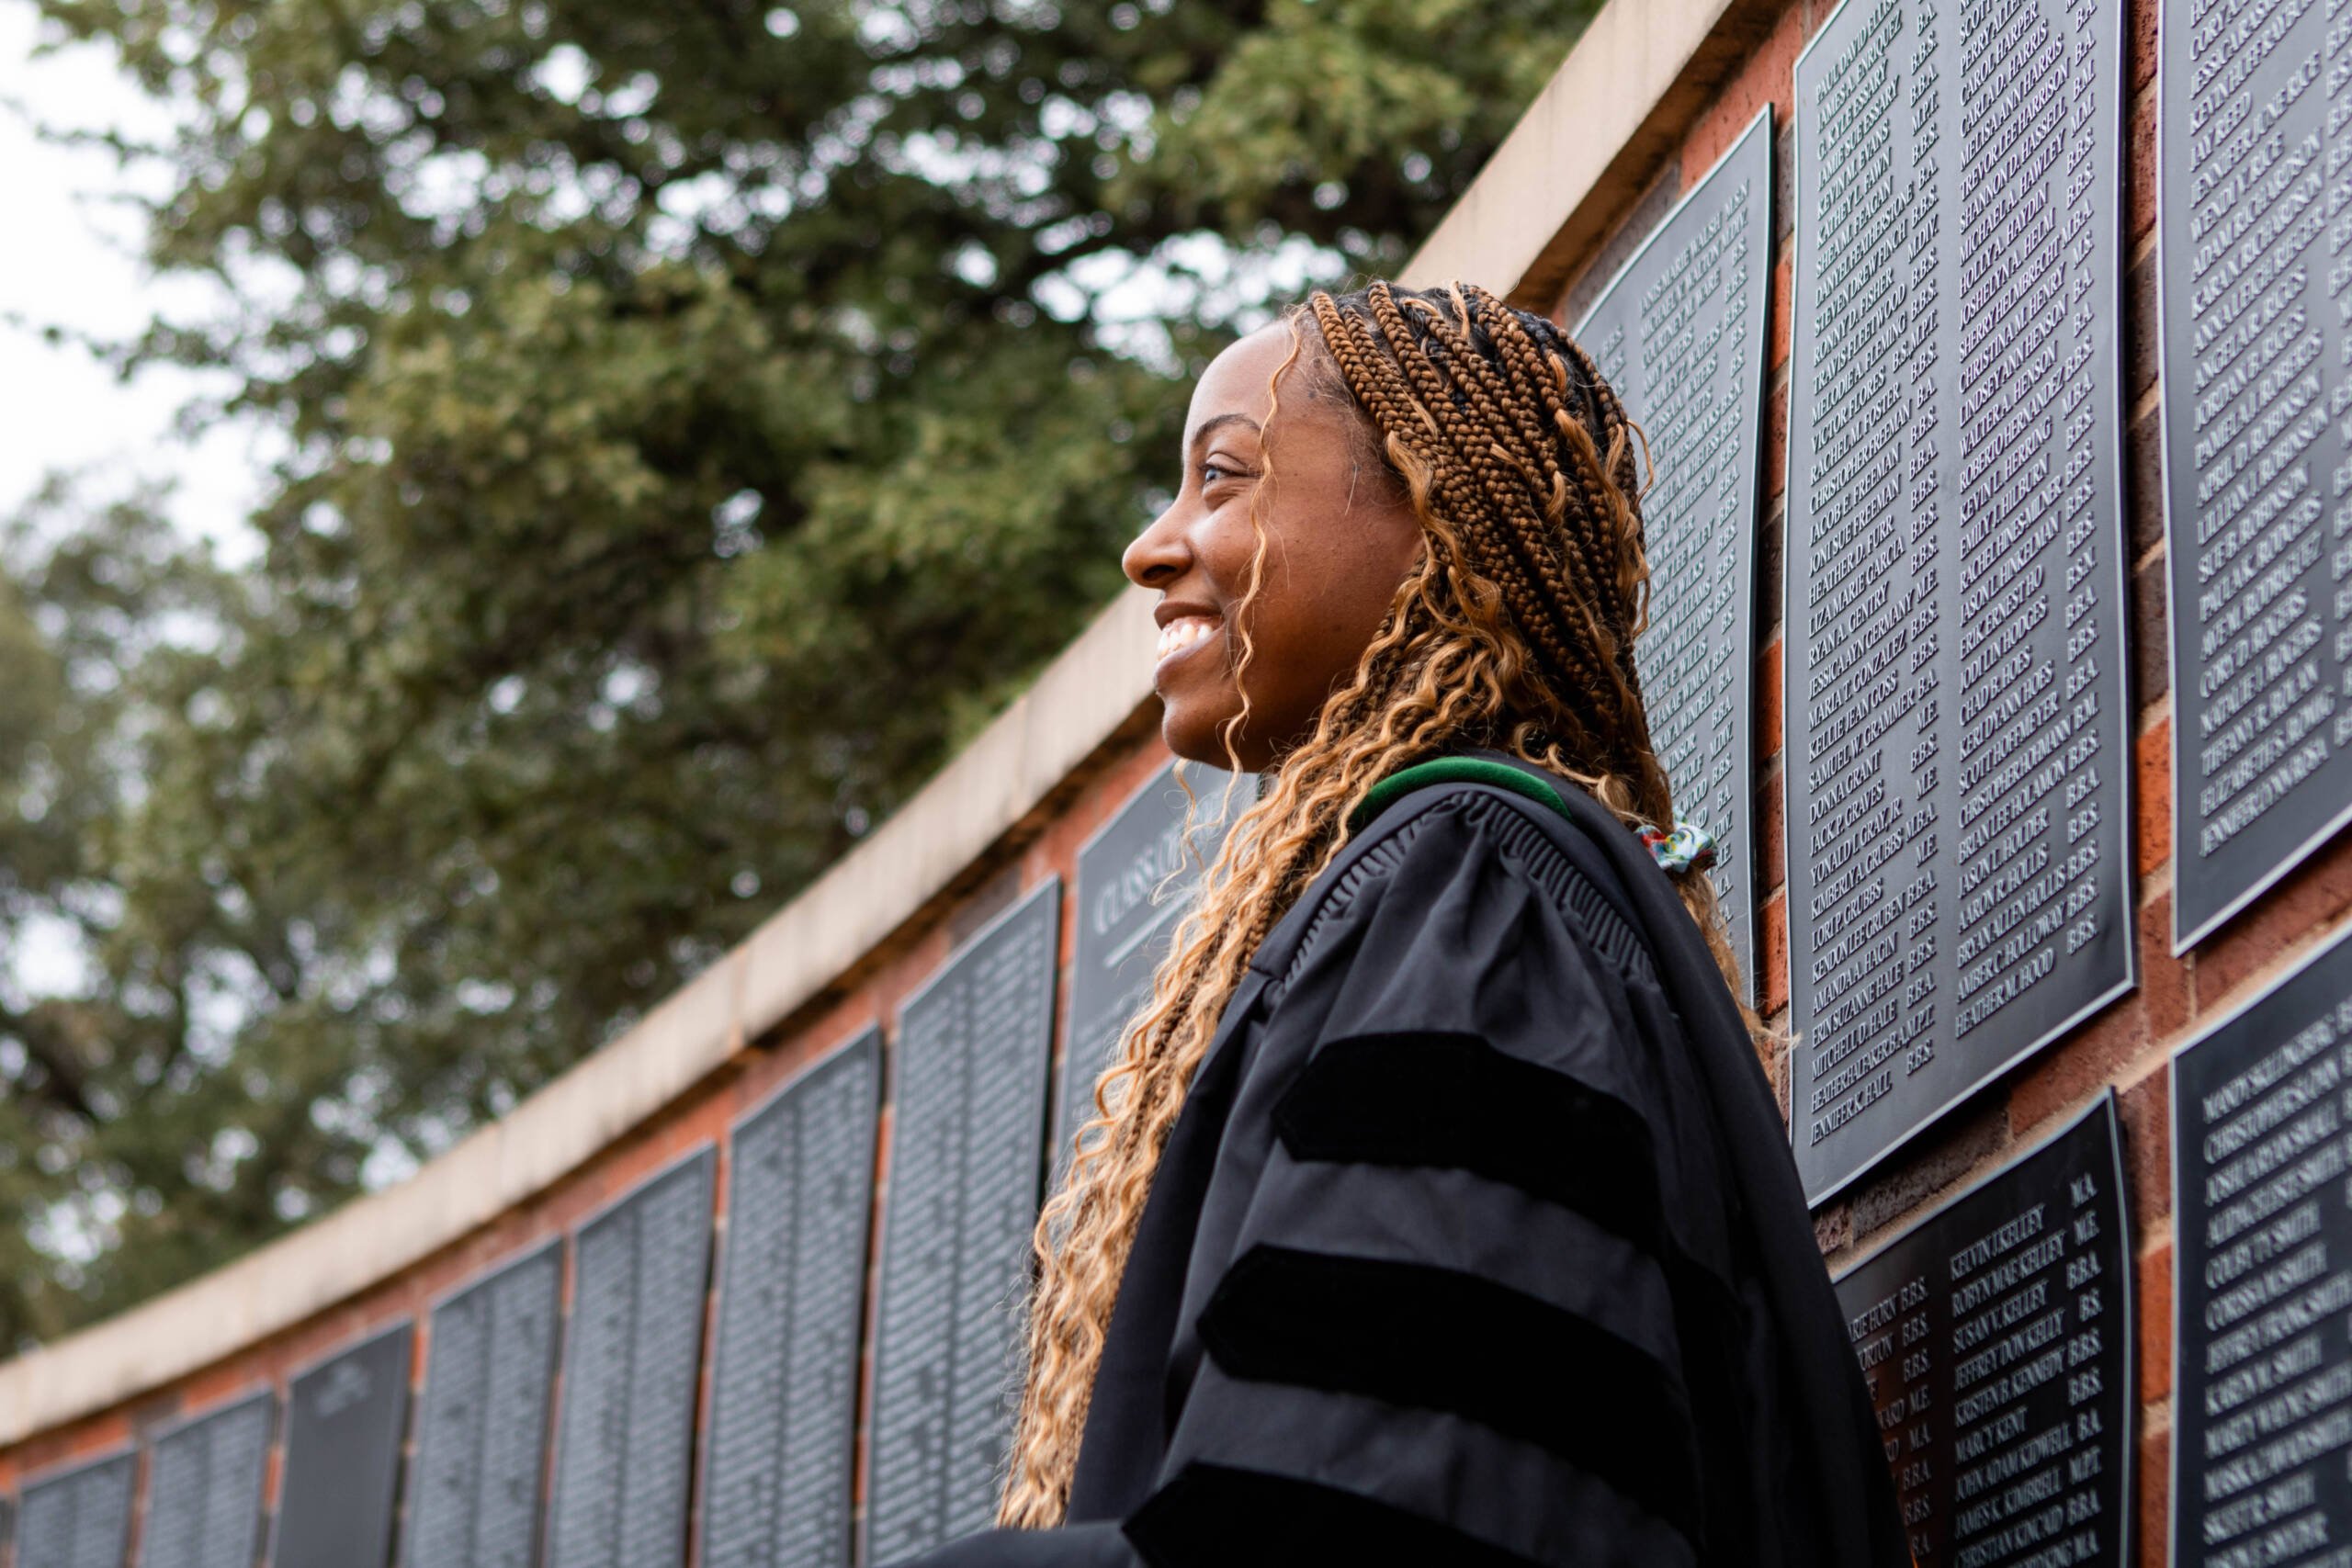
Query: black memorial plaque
1835 1095 2132 1568
15 1450 132 1568
2157 0 2352 949
865 881 1061 1562
1574 107 1775 997
140 1393 272 1568
272 1322 413 1568
546 1147 717 1568
2171 924 2352 1565
1786 0 2136 1201
699 1032 881 1568
401 1242 562 1568
1060 764 1239 1153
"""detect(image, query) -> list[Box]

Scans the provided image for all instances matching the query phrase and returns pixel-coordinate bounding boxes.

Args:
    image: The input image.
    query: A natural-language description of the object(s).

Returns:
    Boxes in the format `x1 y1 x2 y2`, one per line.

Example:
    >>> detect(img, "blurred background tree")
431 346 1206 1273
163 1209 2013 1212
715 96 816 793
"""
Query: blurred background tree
0 0 1594 1344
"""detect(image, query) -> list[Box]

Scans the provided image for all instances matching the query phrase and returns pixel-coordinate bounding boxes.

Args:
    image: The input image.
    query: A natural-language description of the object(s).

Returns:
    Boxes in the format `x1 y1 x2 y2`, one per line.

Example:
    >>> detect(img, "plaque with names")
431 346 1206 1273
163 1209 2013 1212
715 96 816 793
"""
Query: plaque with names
401 1242 562 1568
1061 764 1239 1154
1785 0 2136 1201
1833 1096 2132 1568
2157 0 2352 949
273 1322 413 1568
2171 924 2352 1565
15 1450 132 1568
699 1032 881 1568
865 881 1061 1562
545 1147 717 1568
1573 107 1775 998
140 1393 273 1568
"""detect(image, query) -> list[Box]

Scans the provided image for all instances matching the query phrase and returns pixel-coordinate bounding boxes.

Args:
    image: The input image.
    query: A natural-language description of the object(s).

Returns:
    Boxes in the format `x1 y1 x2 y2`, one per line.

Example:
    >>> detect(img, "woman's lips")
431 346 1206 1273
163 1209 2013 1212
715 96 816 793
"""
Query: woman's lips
1155 615 1221 671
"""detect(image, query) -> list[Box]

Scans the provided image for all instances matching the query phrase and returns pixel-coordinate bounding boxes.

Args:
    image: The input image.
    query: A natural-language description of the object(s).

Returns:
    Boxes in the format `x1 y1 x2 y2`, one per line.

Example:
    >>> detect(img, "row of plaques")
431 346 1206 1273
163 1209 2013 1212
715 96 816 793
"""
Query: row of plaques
1645 0 2352 1205
4 767 1238 1568
1572 0 2140 1203
1583 3 2352 1550
1834 916 2352 1568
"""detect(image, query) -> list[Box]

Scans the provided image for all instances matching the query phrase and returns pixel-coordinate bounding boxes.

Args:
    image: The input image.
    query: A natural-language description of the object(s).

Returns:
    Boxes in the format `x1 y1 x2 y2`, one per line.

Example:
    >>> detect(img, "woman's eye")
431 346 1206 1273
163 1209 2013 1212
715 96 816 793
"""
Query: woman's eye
1201 460 1242 488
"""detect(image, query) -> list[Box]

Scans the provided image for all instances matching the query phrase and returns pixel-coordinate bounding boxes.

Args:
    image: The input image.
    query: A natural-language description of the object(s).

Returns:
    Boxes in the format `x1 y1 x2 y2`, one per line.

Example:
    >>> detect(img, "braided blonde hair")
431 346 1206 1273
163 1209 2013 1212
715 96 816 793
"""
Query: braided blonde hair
998 280 1760 1527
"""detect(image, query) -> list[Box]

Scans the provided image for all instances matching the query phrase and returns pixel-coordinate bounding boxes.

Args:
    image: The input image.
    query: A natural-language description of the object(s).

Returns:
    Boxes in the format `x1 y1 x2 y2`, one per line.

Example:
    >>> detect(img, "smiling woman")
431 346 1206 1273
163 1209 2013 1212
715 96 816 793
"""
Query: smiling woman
1125 330 1424 772
883 282 1909 1568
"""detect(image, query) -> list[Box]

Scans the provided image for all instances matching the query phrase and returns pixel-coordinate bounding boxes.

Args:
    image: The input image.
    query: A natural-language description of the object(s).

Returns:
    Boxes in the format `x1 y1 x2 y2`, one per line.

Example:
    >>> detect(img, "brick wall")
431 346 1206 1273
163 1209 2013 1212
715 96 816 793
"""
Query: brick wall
0 3 2324 1566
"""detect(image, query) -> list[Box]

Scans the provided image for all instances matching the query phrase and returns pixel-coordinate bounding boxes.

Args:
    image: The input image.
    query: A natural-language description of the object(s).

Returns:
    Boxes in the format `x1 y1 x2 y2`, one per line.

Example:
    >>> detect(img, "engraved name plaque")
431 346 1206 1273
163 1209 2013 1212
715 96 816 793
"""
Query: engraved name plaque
1833 1096 2132 1568
15 1450 133 1568
866 881 1062 1562
1574 107 1776 996
2171 924 2352 1564
1062 764 1238 1152
141 1393 273 1568
402 1243 562 1568
274 1321 413 1568
1786 0 2136 1201
2157 0 2352 948
546 1147 717 1568
700 1032 881 1568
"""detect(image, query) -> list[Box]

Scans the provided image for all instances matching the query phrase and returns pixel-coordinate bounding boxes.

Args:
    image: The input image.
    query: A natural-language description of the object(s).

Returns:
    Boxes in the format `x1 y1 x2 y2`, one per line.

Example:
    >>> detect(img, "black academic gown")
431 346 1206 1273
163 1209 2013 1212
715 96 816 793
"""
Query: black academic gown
898 763 1910 1568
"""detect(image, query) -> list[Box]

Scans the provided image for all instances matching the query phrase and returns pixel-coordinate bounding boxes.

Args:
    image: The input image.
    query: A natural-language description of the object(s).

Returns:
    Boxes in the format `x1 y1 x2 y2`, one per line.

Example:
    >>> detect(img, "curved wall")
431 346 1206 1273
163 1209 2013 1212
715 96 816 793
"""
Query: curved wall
0 2 2324 1565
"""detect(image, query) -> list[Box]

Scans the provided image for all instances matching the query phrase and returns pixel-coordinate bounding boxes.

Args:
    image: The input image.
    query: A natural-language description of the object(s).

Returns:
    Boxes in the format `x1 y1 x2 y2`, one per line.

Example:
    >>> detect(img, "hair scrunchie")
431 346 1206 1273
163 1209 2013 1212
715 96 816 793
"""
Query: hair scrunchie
1639 820 1718 875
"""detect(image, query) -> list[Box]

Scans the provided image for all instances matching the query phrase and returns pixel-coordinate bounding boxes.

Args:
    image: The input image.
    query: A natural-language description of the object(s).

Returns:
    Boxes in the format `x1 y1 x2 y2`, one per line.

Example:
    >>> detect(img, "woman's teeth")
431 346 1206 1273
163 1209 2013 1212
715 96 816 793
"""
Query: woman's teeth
1157 617 1218 660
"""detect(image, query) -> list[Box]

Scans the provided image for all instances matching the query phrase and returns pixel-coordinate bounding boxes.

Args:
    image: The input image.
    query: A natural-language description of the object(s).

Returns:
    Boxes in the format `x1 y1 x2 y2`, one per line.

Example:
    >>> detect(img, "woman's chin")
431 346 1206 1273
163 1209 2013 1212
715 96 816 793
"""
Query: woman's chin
1161 702 1255 771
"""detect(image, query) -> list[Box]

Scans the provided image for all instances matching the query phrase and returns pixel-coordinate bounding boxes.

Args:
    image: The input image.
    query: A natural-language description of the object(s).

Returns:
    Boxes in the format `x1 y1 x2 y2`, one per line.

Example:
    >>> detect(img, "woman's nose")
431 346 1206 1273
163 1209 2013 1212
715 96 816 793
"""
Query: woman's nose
1123 504 1191 590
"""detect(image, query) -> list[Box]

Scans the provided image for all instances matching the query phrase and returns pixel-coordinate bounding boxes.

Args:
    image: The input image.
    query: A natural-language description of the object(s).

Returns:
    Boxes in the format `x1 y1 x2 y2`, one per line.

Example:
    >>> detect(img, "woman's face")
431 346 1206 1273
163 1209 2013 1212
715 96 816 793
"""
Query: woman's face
1123 321 1425 771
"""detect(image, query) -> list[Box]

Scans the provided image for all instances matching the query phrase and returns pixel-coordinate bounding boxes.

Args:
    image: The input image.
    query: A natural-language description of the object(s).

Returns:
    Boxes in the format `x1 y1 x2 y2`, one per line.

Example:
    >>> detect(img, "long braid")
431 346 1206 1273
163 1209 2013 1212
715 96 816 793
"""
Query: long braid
998 280 1769 1529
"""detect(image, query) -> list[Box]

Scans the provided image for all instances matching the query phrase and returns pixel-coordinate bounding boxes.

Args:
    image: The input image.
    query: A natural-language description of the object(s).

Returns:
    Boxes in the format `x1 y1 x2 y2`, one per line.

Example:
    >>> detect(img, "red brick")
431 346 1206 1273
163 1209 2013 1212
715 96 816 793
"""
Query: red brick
13 1410 134 1478
2011 991 2150 1132
1761 889 1791 1017
1850 1104 2011 1241
1757 638 1784 761
2137 1241 2172 1404
2117 1063 2172 1232
2199 833 2352 1001
1770 251 1792 372
2135 718 2170 878
1813 1200 1851 1258
1765 378 1789 501
2131 553 2168 707
2139 1423 2171 1568
1681 0 1807 185
2129 88 2157 243
2140 892 2189 1039
2126 253 2162 407
2129 0 2160 93
1756 771 1787 899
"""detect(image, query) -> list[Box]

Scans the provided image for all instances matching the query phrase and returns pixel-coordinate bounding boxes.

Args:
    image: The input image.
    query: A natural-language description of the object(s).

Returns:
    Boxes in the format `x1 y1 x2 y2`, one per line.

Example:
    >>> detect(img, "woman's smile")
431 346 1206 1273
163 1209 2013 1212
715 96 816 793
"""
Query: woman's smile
1153 608 1223 678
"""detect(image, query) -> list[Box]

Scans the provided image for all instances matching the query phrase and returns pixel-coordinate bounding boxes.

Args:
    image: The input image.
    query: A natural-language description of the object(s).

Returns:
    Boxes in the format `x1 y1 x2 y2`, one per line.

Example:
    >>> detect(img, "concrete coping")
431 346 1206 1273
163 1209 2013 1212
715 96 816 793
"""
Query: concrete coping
0 0 1756 1449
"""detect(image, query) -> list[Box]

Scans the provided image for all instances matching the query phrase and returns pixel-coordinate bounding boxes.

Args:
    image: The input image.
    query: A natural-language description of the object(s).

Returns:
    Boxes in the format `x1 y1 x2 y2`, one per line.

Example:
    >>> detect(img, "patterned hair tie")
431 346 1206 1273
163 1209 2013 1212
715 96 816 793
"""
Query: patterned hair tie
1638 821 1718 874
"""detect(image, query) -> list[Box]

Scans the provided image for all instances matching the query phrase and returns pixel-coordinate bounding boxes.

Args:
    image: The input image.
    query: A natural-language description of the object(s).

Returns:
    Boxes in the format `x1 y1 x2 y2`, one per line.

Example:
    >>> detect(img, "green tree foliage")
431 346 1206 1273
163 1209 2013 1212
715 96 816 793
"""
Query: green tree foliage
1 0 1592 1343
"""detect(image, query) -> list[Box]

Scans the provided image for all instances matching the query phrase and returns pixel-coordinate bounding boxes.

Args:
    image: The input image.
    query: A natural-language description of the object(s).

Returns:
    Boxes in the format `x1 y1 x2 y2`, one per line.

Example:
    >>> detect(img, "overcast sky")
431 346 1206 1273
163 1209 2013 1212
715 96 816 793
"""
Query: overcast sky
1 2 265 560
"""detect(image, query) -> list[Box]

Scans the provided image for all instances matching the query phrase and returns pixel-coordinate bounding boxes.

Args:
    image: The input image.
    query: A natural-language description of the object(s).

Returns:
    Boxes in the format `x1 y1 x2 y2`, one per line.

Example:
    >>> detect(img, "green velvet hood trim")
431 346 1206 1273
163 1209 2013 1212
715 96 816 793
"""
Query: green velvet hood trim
1346 758 1571 834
